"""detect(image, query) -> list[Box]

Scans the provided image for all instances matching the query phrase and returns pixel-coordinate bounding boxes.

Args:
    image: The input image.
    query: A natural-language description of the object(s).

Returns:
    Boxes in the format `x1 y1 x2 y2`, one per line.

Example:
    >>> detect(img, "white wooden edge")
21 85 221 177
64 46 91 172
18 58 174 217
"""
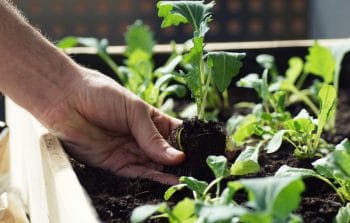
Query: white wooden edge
62 38 350 55
6 98 99 223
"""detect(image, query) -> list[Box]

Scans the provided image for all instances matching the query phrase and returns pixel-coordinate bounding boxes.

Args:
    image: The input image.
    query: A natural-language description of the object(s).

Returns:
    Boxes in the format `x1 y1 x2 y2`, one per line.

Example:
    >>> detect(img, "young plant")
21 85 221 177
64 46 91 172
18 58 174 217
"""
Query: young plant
131 156 305 223
57 21 187 115
276 138 350 203
157 1 245 120
231 64 336 158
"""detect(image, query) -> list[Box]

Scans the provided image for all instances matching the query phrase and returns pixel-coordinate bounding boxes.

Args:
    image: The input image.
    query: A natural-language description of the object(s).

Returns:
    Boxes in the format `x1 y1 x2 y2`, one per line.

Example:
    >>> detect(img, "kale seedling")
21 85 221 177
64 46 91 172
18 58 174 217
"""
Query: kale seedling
57 21 187 115
131 156 305 223
157 0 245 120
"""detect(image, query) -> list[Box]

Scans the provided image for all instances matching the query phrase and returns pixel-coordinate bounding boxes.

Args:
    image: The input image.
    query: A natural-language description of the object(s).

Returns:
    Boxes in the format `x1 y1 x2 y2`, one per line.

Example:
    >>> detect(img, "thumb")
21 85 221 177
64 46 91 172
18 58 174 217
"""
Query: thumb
130 105 185 165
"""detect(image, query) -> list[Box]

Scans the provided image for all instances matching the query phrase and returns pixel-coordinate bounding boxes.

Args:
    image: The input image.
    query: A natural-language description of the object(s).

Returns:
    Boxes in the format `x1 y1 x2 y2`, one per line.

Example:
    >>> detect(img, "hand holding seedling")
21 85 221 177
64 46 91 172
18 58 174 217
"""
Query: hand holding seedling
0 1 184 184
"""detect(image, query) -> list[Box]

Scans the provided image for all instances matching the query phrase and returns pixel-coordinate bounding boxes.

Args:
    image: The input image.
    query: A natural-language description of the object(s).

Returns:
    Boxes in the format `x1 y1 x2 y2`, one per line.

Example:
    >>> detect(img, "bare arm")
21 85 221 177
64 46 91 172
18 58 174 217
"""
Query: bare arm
0 0 79 118
0 1 184 184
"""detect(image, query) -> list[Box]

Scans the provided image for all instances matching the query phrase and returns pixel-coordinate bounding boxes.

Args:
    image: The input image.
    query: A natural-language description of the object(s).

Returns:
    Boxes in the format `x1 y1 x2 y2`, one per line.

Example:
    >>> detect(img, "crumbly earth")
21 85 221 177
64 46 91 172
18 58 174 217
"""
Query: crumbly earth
70 90 350 222
166 117 227 181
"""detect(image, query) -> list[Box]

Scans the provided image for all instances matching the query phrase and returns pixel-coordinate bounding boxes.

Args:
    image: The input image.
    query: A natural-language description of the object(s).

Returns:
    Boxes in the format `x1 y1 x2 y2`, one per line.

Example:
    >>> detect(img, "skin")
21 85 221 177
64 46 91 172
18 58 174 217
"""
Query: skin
0 1 185 184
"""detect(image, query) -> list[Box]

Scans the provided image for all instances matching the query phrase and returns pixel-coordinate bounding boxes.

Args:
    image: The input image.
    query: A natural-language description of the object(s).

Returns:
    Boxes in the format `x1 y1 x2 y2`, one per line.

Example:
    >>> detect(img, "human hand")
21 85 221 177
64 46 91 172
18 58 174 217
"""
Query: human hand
38 66 185 185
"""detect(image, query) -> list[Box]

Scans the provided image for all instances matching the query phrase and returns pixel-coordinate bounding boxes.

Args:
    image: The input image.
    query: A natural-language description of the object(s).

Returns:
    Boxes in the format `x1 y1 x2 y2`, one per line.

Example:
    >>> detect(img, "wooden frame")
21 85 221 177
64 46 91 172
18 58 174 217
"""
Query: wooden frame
4 99 99 223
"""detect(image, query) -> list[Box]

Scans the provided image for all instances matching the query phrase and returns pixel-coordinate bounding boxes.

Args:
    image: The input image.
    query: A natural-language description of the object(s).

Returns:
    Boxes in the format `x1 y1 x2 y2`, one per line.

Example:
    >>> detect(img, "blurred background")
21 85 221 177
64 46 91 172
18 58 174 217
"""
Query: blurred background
7 0 308 44
11 0 350 45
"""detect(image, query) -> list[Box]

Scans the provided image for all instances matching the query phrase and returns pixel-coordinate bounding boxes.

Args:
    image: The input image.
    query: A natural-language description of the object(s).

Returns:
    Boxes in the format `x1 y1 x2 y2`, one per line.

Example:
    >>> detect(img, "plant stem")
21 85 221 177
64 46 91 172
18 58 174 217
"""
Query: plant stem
98 51 125 83
296 72 308 89
203 177 223 197
222 90 229 109
199 65 211 119
288 85 319 115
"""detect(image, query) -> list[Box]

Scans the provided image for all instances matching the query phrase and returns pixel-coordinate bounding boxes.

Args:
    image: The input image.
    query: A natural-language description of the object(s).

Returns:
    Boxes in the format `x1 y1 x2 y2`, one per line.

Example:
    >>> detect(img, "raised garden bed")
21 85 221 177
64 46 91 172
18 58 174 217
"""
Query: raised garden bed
4 2 350 222
63 37 350 223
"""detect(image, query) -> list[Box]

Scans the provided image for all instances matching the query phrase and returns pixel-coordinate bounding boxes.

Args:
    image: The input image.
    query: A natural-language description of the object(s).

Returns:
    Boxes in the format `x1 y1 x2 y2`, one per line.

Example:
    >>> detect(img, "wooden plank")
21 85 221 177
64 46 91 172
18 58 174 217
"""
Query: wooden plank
61 38 350 55
0 125 9 175
40 133 99 223
6 98 99 223
6 99 50 223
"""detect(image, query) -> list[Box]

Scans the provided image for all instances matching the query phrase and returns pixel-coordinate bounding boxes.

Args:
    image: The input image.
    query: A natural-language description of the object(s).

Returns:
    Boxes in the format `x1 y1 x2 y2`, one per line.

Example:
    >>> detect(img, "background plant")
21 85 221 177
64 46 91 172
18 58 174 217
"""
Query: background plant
57 20 187 115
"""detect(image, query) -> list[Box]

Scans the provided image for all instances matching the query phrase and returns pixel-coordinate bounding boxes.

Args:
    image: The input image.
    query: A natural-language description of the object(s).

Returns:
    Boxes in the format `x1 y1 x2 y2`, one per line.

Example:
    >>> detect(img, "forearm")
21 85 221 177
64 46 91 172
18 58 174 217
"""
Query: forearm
0 1 80 118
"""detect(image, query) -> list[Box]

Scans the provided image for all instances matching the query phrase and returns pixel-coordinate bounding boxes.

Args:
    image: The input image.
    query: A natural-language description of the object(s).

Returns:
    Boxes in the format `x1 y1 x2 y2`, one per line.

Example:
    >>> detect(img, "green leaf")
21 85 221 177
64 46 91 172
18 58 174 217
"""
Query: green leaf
305 42 336 83
237 73 260 89
56 36 79 49
180 176 208 196
157 1 215 36
336 139 350 153
196 203 247 223
163 84 187 98
226 115 245 135
171 198 196 222
232 115 257 144
164 184 187 201
286 57 304 84
125 20 155 56
183 37 204 111
207 52 245 92
126 26 153 56
240 212 272 223
266 130 286 154
206 155 229 178
230 143 261 176
131 203 165 223
240 176 305 221
334 204 350 223
316 84 336 142
275 165 319 178
256 54 275 70
312 141 350 180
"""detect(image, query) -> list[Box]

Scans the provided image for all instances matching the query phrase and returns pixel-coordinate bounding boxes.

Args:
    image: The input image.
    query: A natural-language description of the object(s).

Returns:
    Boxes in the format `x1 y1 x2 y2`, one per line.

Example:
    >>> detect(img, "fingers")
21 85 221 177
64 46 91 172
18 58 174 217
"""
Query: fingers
130 104 185 166
152 108 182 138
116 164 180 185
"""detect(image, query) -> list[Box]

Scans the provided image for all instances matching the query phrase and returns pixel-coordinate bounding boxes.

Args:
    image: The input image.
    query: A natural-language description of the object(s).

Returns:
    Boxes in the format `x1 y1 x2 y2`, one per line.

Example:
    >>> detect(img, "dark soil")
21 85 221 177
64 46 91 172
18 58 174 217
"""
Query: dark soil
166 117 226 181
69 90 350 223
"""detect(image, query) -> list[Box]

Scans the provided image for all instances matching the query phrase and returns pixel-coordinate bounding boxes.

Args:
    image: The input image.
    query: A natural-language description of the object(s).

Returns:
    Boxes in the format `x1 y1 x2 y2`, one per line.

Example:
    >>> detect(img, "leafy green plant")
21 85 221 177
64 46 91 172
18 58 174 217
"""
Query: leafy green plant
157 1 245 119
276 138 350 204
57 21 187 114
131 156 304 223
231 67 336 158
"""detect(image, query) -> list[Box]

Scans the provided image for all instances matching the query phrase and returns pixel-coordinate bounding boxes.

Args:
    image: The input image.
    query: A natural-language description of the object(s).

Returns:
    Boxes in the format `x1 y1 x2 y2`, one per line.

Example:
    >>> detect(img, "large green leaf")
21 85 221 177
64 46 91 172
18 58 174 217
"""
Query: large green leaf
239 176 305 221
334 204 350 223
316 84 336 143
171 198 196 223
232 115 257 144
305 42 336 83
207 52 245 92
180 176 208 196
266 130 286 154
183 37 204 111
275 165 319 178
157 1 215 36
125 20 155 56
206 155 229 178
230 143 261 176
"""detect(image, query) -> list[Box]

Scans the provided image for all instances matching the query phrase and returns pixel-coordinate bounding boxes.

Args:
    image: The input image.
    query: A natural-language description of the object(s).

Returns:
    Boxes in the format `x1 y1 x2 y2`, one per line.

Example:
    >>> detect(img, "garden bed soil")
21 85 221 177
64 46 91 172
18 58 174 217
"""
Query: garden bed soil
70 90 350 223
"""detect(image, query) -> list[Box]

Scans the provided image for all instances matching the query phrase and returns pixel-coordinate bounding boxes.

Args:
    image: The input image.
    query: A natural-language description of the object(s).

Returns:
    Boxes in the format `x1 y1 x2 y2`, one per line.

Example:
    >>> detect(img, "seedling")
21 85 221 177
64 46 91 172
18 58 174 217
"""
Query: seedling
276 139 350 204
57 21 187 115
157 0 245 120
131 156 305 223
